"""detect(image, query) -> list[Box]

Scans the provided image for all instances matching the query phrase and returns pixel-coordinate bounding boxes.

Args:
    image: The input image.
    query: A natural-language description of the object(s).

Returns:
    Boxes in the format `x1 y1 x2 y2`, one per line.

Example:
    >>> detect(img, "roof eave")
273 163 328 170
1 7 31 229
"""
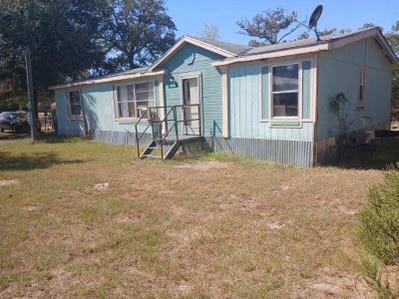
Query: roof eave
49 70 165 90
212 44 330 67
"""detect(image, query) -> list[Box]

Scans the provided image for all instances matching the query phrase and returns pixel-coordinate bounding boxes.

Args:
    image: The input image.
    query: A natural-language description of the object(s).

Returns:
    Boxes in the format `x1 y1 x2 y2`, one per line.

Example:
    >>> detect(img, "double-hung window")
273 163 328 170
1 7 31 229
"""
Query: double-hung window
134 82 154 118
68 90 82 120
115 81 154 120
271 64 299 118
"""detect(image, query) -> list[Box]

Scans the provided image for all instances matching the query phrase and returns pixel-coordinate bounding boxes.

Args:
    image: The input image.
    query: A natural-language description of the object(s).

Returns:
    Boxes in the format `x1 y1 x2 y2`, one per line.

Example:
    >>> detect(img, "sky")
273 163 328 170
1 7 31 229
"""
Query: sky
165 0 399 44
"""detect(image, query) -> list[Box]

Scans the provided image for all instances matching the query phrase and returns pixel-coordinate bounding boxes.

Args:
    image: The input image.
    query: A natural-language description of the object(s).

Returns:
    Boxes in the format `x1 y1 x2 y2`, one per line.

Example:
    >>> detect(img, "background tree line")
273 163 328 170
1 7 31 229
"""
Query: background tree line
0 0 176 110
0 3 398 113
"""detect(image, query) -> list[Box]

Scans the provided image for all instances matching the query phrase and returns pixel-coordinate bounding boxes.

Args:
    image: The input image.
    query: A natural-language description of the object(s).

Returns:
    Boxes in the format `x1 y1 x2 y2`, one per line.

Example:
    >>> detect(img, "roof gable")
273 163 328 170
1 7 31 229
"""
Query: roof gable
149 36 247 71
212 27 398 67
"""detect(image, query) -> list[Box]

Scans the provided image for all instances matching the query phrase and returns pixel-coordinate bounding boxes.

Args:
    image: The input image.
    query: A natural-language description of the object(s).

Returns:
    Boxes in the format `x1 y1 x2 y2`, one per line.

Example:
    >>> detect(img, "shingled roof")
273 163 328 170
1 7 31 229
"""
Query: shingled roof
50 27 397 90
185 35 252 56
243 27 383 56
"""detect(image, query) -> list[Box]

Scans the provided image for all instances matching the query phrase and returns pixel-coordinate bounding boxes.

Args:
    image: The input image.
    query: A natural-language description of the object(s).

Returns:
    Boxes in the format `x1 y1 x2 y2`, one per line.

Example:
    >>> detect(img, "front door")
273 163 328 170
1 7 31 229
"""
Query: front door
182 77 200 135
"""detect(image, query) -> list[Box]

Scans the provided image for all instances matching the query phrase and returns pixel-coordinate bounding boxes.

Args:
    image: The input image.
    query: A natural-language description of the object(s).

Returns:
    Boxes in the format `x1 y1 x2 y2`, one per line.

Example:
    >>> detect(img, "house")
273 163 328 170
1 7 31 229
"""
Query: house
49 26 398 167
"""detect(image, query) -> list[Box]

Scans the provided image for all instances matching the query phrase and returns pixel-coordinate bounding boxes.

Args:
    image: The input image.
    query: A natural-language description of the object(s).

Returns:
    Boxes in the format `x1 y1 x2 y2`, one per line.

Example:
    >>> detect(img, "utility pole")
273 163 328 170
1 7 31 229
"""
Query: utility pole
25 46 37 140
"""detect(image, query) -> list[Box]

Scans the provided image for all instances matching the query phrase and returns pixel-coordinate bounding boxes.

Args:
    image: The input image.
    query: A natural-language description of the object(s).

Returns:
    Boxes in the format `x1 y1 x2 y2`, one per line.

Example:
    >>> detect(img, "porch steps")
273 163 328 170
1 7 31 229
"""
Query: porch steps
140 136 203 160
135 104 202 160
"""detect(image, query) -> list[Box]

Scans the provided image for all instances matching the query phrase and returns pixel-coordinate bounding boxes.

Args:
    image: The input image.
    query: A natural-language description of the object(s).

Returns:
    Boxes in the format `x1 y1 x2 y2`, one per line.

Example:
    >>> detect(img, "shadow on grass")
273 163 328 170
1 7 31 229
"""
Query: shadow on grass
0 151 86 171
327 138 399 170
34 132 84 144
0 132 82 144
0 132 29 141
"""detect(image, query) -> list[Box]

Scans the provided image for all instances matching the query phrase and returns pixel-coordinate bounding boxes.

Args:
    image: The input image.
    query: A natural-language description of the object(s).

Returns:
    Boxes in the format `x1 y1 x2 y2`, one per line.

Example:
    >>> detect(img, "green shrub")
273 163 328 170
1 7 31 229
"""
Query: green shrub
358 169 399 298
361 254 396 299
358 170 399 265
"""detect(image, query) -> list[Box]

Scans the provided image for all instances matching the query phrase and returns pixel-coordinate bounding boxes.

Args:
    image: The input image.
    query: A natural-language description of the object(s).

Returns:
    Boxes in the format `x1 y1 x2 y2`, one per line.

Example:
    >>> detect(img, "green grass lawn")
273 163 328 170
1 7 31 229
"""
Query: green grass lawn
0 138 394 298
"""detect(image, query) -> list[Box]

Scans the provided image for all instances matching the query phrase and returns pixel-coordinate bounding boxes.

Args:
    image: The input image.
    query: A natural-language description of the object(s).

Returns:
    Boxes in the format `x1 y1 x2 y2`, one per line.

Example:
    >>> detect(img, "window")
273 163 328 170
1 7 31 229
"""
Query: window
115 81 154 119
359 70 366 106
271 64 299 118
68 91 81 119
134 82 154 118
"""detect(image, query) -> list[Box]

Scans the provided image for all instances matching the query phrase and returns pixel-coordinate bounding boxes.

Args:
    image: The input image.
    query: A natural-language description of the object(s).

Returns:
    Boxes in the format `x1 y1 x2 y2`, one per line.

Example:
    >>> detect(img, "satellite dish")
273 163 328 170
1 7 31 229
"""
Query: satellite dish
308 5 323 41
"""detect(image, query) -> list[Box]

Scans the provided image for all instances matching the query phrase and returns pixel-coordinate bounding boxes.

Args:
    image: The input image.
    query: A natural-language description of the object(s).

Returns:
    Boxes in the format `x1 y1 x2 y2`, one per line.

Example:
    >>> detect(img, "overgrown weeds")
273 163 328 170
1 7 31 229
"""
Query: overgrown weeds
358 168 399 298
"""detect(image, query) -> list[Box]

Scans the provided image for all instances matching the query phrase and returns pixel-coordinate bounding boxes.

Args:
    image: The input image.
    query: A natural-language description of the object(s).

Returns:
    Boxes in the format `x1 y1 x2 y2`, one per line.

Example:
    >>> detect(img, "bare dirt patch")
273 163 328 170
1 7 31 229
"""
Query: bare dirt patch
173 281 195 297
0 179 19 187
114 210 142 224
292 274 371 298
93 182 109 191
21 205 39 212
174 161 233 170
166 226 212 246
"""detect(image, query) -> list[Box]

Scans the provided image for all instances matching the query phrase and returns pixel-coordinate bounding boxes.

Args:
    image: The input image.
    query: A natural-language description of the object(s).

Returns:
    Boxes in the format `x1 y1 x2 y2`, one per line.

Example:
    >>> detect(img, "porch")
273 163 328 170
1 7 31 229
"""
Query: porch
134 104 203 160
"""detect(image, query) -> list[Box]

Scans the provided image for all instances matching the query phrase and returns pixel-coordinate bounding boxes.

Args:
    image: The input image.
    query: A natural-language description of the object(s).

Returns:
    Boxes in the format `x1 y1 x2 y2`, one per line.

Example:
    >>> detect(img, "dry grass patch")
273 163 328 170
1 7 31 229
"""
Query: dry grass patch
0 138 394 298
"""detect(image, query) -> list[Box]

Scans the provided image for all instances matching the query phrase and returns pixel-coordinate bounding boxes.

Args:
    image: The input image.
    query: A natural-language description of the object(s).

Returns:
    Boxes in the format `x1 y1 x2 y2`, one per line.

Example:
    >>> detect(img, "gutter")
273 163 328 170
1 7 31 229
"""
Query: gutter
212 44 330 67
49 70 165 90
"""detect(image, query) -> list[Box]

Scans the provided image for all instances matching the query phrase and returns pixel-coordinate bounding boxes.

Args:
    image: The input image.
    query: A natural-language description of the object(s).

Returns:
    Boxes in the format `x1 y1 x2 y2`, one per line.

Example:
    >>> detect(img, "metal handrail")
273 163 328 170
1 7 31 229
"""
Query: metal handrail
134 104 201 159
134 108 151 158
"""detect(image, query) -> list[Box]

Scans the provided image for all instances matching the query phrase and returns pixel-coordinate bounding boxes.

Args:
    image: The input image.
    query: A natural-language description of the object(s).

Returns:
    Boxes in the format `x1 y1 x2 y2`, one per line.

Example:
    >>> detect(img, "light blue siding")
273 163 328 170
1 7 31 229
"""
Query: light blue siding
317 38 393 140
162 44 225 137
229 62 314 142
55 80 161 136
55 90 83 136
261 66 269 120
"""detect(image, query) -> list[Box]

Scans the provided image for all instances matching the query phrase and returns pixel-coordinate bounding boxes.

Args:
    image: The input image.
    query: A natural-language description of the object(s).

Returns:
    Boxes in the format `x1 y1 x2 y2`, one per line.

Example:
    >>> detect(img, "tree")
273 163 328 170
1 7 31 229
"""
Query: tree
297 31 309 40
386 21 399 109
199 23 220 41
361 23 376 29
0 0 177 111
0 0 109 108
100 0 176 71
237 8 300 46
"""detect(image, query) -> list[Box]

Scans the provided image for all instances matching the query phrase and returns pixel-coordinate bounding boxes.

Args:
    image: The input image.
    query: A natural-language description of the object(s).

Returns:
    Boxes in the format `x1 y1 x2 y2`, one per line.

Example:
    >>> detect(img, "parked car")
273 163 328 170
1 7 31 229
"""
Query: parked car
0 111 30 133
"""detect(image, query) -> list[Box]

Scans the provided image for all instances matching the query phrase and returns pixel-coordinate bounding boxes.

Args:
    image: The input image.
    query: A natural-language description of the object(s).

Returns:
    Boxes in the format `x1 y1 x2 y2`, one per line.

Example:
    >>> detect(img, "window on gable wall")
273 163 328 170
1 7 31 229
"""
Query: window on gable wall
115 81 154 119
272 64 299 118
68 90 82 119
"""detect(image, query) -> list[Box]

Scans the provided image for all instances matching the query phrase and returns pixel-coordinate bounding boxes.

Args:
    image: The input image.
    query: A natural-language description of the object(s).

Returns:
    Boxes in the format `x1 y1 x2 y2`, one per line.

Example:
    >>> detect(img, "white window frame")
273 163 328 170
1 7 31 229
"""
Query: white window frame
67 89 82 121
269 61 303 121
113 80 156 122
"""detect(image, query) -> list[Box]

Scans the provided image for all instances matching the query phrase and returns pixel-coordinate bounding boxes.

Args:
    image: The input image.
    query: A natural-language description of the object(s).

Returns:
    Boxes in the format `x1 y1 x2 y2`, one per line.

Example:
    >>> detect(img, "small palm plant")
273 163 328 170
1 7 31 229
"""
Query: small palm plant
329 92 349 161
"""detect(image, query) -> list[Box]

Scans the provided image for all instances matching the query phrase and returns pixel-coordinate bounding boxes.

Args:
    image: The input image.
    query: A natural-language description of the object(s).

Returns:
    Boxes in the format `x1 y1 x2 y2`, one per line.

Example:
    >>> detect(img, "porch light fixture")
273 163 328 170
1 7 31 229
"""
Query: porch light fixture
168 76 178 88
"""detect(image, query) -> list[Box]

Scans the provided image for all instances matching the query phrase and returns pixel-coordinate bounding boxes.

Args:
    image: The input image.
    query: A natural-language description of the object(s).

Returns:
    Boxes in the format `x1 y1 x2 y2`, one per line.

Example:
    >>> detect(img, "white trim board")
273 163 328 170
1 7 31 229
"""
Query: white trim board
179 72 203 136
220 66 230 138
49 70 165 90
